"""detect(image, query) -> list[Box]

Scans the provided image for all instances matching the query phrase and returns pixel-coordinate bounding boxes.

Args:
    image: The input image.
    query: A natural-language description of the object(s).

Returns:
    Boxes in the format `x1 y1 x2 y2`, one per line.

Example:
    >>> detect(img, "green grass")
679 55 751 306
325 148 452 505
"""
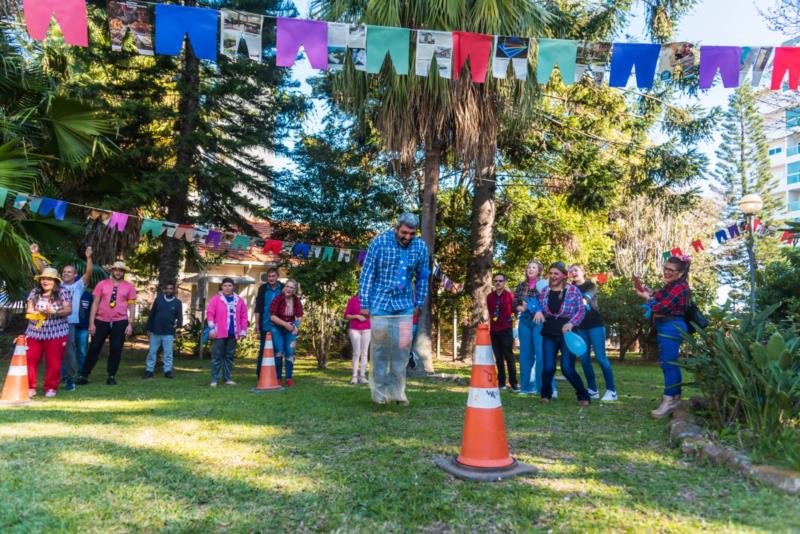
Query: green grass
1 341 799 533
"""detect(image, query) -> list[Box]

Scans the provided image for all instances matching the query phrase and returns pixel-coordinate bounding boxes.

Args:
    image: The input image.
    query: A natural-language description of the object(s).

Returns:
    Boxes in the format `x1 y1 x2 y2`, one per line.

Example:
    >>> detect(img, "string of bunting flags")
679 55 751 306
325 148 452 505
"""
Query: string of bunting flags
0 187 464 292
8 0 800 90
663 217 798 261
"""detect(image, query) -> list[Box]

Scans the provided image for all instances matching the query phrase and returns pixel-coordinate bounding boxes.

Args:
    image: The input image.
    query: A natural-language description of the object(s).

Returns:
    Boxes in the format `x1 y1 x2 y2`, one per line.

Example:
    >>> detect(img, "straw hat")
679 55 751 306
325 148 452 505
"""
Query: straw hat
108 261 130 272
34 267 62 283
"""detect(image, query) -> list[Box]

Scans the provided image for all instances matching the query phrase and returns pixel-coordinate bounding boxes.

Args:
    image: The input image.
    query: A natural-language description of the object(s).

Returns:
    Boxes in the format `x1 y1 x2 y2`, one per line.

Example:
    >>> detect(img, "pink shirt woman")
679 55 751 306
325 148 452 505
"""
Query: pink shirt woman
344 295 371 384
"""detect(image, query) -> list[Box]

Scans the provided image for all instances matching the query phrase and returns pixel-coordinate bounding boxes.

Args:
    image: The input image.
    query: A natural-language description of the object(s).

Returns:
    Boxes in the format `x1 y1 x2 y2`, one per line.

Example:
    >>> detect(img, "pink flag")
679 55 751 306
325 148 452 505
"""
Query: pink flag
106 212 129 232
23 0 89 47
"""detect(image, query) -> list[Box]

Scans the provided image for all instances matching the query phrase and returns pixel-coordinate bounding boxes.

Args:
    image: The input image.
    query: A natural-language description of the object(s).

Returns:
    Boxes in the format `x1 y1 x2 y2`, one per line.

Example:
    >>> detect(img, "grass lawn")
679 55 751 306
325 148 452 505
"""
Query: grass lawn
1 339 799 533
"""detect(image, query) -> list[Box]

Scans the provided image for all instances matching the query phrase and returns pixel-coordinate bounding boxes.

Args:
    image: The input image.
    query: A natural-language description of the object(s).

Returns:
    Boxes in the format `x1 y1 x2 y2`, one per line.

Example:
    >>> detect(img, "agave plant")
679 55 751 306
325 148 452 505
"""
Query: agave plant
681 303 800 451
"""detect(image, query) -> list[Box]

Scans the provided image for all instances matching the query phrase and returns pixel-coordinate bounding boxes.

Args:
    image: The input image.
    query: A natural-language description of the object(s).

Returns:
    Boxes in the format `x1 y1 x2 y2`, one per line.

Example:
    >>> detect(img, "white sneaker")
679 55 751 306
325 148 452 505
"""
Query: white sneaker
551 390 558 399
601 390 618 402
588 389 600 400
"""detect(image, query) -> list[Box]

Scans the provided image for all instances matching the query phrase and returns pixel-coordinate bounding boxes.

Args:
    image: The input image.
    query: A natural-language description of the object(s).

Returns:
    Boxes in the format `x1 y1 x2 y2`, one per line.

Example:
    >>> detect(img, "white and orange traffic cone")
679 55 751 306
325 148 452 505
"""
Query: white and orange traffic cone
435 324 535 481
0 336 32 406
251 332 284 393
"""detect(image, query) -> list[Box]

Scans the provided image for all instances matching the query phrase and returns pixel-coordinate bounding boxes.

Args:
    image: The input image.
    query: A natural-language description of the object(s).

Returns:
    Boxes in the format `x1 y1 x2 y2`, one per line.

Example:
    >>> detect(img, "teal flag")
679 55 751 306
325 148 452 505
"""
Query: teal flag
321 246 335 262
140 219 164 237
536 39 578 85
28 196 43 213
0 188 8 207
231 235 250 252
366 26 410 75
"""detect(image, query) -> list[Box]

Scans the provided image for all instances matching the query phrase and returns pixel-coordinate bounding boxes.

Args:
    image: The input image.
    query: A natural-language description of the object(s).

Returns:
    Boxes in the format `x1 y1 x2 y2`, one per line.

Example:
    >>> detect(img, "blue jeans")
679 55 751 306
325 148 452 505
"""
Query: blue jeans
518 318 556 394
271 326 297 380
541 334 589 401
74 328 89 373
147 334 175 373
655 318 686 396
211 337 236 382
576 326 616 392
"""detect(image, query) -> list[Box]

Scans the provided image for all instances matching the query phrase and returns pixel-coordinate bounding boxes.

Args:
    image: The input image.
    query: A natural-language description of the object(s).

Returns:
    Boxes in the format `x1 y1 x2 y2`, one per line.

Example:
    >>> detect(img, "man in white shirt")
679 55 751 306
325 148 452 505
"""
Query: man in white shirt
60 247 93 391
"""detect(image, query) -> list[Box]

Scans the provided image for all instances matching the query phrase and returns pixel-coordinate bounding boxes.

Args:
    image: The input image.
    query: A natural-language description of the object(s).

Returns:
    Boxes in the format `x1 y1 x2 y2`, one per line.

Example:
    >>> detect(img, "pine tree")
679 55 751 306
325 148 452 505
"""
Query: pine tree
713 84 782 296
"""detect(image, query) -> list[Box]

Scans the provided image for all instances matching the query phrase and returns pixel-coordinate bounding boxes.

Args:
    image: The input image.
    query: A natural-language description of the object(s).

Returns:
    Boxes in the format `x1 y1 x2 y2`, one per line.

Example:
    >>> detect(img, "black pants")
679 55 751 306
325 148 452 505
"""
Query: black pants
490 329 517 388
81 320 128 377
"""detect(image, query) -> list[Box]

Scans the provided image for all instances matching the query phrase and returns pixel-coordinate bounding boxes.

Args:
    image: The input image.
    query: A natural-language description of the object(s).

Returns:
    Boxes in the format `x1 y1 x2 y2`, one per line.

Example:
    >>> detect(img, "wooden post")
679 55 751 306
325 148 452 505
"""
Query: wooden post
436 308 441 360
452 308 458 362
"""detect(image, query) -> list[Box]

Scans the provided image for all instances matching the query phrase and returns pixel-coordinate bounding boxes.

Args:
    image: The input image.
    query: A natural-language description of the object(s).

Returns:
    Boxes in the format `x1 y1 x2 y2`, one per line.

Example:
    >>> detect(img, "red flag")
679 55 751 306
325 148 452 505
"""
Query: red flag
453 31 493 83
262 239 282 255
670 247 683 257
691 239 705 253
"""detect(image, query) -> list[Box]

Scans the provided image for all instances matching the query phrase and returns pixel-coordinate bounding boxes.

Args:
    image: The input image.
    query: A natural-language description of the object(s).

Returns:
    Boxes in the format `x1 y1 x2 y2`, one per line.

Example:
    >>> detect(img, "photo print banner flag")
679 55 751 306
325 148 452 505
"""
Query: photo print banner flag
492 36 530 80
740 46 773 86
23 0 88 46
327 23 366 71
575 41 611 84
415 30 453 79
154 4 219 61
108 1 154 55
220 9 264 62
656 42 698 82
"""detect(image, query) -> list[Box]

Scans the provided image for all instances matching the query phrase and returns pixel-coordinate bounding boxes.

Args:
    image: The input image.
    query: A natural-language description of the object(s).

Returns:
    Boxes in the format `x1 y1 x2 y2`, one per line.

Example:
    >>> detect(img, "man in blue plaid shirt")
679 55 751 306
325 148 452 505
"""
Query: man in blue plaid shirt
359 213 430 318
358 213 429 405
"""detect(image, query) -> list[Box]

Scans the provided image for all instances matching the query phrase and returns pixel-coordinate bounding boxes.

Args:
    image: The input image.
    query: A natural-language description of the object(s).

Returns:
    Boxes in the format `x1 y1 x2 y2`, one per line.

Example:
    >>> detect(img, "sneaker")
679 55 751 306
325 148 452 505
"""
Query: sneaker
45 389 57 398
511 385 521 393
224 380 237 386
588 389 600 400
358 376 368 385
285 379 295 387
64 380 76 392
601 390 618 402
76 376 89 386
539 398 550 405
210 382 218 388
578 400 590 407
28 388 37 398
143 371 154 379
350 376 358 385
106 375 117 385
551 390 558 399
164 371 174 379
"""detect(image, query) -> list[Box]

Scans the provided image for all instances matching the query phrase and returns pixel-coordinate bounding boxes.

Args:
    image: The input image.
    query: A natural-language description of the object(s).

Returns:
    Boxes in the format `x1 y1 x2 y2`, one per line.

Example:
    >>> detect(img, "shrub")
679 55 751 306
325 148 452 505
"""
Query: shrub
681 304 800 467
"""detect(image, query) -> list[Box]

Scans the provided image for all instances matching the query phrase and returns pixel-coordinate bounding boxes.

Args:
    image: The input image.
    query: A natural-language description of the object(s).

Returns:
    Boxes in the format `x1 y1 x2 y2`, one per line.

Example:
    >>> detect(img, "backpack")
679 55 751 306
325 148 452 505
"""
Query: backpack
684 297 708 335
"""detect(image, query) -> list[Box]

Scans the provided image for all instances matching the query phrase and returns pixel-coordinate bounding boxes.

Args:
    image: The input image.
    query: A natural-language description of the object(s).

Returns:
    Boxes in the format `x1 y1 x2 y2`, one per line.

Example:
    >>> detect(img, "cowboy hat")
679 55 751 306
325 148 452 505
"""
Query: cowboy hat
34 267 62 283
108 261 130 272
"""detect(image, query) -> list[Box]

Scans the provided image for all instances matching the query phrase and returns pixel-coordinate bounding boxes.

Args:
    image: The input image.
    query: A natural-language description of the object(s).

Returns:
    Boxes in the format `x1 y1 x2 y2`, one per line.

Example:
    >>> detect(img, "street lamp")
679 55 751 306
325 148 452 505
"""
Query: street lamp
738 193 763 313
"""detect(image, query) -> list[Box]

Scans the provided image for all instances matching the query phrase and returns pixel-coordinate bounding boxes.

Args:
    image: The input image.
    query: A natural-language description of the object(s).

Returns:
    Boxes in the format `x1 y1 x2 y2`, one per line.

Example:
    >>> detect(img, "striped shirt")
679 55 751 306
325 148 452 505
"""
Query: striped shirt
359 231 430 313
25 288 70 340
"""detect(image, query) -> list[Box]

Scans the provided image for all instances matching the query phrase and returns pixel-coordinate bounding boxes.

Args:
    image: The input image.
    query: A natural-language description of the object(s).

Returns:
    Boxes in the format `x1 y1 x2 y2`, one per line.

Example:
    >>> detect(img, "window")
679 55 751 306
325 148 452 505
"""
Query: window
787 108 800 129
788 162 800 185
769 147 783 156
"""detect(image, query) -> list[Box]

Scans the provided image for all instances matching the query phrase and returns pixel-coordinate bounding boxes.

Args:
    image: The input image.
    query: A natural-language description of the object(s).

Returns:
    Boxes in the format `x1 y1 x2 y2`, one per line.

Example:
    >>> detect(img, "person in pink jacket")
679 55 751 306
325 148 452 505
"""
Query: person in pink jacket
206 278 248 387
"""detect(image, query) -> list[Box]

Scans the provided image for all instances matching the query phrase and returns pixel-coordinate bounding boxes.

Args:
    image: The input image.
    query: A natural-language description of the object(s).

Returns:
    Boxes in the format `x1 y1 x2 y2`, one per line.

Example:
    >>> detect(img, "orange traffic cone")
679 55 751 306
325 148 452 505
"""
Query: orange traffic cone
0 336 32 406
435 324 535 481
251 332 284 393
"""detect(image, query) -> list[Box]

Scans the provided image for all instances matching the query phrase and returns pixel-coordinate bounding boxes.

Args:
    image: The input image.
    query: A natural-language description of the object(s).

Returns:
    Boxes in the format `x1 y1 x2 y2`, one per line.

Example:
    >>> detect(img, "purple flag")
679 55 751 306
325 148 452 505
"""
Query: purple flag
699 46 741 89
276 18 328 70
357 249 367 265
205 230 222 247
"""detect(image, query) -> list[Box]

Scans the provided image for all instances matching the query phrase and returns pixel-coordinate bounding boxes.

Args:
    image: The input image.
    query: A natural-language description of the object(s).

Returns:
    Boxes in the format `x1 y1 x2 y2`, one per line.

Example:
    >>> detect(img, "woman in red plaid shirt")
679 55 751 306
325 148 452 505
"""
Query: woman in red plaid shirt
636 255 691 418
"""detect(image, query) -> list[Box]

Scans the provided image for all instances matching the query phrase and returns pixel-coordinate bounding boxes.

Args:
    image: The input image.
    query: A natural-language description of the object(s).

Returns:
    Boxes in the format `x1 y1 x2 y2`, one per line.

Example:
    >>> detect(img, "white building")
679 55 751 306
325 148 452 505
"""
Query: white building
761 91 800 222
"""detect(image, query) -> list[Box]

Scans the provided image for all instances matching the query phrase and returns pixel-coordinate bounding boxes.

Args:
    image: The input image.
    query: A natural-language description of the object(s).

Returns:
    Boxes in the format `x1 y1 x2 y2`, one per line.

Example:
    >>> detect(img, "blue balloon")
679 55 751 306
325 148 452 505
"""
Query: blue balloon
564 331 587 356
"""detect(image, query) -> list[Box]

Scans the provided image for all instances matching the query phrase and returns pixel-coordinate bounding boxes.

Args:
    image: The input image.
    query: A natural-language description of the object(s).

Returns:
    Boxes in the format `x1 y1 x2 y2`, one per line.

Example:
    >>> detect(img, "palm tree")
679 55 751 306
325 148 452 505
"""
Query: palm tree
0 35 113 295
314 0 550 369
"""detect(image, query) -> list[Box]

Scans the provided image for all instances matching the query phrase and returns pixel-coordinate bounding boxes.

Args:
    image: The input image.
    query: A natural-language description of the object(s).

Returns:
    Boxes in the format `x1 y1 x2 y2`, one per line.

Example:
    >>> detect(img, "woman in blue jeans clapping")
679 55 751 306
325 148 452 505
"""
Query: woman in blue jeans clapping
270 279 303 388
569 264 617 402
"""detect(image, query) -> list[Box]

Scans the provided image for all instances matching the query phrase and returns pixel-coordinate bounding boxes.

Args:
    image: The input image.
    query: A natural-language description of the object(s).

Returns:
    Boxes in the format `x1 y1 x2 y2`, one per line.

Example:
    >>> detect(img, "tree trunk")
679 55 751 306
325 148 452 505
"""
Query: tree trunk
459 164 496 360
158 19 200 288
412 135 444 373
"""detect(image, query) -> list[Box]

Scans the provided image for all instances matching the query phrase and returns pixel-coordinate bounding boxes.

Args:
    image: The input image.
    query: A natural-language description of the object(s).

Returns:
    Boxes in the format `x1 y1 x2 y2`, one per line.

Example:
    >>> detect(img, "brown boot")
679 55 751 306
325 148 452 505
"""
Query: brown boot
650 395 680 418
